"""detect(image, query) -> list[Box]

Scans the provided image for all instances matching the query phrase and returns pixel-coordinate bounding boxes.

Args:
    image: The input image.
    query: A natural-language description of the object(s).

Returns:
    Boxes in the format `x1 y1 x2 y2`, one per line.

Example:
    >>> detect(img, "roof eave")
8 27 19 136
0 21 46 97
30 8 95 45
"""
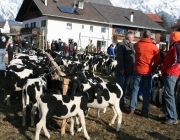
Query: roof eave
43 14 109 25
110 23 166 31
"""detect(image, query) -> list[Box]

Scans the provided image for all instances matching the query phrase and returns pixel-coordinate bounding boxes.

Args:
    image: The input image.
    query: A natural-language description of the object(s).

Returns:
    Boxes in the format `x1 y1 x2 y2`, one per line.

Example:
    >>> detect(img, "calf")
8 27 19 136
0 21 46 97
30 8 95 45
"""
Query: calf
22 77 47 126
0 69 33 106
35 92 96 140
152 74 164 104
69 79 123 131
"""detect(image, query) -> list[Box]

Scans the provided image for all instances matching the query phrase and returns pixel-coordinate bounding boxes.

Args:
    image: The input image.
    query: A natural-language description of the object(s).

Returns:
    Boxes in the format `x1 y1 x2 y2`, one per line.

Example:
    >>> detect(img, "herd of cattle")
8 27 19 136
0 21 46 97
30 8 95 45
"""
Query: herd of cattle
0 48 180 140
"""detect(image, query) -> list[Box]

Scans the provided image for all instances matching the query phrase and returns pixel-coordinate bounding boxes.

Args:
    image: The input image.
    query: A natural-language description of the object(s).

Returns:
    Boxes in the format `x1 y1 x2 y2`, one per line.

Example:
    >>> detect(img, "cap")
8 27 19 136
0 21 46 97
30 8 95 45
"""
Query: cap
170 31 180 41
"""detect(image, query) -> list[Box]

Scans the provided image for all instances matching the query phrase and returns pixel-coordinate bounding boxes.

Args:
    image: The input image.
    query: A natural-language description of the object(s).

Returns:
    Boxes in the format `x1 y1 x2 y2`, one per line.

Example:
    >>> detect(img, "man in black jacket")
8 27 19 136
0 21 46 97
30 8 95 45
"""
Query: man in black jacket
117 31 135 105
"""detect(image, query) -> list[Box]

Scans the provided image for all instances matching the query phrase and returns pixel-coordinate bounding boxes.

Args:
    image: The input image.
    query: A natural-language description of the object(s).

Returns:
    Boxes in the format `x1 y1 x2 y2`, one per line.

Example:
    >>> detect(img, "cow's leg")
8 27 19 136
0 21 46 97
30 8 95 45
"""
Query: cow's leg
79 113 90 140
22 104 26 126
75 116 80 126
31 105 37 127
6 92 11 106
109 106 117 126
114 104 122 132
152 88 158 103
70 117 75 135
35 119 43 140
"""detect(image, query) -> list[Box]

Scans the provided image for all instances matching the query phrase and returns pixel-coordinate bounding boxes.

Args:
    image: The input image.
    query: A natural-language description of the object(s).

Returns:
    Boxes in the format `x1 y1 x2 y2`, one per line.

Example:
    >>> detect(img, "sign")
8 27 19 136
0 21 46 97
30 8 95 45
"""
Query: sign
166 34 170 42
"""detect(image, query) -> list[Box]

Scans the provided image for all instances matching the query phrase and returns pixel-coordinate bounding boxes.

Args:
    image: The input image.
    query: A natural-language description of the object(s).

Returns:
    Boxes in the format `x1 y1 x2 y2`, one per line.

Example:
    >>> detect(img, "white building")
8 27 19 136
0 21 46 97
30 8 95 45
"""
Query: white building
15 0 112 51
0 21 10 33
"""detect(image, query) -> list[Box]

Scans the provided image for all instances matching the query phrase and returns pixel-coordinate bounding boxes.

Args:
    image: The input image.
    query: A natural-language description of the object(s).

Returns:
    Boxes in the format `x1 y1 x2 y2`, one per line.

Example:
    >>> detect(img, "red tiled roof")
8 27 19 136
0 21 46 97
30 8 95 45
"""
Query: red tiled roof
146 14 163 23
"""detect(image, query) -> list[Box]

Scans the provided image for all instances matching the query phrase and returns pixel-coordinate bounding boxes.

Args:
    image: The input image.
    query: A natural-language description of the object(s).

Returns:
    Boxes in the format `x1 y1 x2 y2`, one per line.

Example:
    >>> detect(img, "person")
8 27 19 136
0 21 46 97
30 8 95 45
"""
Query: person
161 31 180 125
0 29 10 70
108 44 115 56
69 41 74 56
65 42 69 56
107 45 111 55
116 31 135 105
73 42 78 57
160 44 167 64
88 40 93 52
51 40 56 51
22 37 30 50
58 38 65 56
129 30 160 117
7 39 15 64
18 41 22 53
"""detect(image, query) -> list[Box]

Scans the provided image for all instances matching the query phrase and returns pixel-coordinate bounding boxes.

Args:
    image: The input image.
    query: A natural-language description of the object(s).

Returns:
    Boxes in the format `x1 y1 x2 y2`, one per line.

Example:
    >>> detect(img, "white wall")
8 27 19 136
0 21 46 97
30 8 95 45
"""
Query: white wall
21 16 48 41
21 16 113 51
0 21 10 33
47 17 112 51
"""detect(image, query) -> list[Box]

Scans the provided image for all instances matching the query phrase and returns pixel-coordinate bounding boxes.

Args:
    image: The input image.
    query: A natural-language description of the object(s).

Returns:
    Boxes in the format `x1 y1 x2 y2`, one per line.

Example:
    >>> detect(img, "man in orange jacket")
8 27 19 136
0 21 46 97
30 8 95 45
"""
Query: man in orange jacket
129 30 160 117
161 31 180 125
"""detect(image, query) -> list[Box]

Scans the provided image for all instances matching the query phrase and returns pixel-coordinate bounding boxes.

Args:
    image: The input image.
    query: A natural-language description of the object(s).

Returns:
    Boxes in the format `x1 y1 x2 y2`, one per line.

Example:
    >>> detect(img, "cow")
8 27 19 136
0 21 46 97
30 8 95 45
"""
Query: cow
0 69 33 106
34 88 106 140
22 77 47 126
69 79 123 131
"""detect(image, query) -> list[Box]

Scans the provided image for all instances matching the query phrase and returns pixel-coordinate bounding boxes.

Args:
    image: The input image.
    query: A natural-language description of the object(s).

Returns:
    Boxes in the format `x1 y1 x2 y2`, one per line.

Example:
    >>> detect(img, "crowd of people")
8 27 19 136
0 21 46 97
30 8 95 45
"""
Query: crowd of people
116 29 180 125
48 38 78 57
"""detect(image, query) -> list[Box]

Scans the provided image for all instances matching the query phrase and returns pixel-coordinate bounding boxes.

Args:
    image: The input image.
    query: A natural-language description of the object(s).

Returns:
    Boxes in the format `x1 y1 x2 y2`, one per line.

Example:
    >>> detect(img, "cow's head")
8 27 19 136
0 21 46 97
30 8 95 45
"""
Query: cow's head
68 78 82 95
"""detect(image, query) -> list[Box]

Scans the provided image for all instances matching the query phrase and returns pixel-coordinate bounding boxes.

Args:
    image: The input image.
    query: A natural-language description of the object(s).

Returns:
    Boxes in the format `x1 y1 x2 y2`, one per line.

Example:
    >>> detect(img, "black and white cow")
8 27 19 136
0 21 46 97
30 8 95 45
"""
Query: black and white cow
0 69 33 106
152 73 164 104
35 90 103 140
22 77 47 126
69 79 123 131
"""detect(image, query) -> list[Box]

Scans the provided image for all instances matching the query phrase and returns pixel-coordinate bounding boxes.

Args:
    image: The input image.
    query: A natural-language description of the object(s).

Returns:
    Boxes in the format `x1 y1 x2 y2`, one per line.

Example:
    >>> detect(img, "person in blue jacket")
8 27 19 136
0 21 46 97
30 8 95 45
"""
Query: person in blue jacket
108 44 115 56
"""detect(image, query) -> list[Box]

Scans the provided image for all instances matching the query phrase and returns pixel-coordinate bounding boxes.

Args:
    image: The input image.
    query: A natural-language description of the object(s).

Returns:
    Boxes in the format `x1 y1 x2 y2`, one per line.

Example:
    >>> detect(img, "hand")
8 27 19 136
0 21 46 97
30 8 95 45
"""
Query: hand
120 70 124 75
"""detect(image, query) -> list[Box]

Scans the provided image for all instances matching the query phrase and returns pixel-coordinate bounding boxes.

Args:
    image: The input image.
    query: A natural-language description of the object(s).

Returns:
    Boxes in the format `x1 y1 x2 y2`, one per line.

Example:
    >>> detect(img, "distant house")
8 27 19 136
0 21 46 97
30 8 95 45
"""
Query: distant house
0 21 10 33
170 22 180 31
90 4 165 44
15 0 165 51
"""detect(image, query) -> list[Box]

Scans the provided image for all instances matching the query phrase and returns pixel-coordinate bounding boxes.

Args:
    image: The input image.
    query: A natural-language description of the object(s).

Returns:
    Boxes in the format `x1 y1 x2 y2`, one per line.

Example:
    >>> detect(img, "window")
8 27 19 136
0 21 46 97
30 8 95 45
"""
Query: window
115 28 127 35
66 23 72 30
97 40 106 52
31 22 36 28
25 24 29 28
90 25 93 32
101 27 106 33
41 20 46 27
151 33 155 39
135 31 140 37
82 25 84 29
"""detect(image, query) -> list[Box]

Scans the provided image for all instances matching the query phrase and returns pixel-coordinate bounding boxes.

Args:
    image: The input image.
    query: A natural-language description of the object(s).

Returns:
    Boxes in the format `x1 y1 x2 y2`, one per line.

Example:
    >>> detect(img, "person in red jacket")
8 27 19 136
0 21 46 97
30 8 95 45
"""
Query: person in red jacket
161 31 180 125
129 30 160 117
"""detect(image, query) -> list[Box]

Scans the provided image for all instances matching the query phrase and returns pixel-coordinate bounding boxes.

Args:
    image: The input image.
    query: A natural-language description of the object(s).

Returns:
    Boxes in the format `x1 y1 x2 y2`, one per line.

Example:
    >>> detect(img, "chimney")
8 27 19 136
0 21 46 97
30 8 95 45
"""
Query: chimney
130 12 134 22
72 0 78 13
78 0 84 9
44 0 47 6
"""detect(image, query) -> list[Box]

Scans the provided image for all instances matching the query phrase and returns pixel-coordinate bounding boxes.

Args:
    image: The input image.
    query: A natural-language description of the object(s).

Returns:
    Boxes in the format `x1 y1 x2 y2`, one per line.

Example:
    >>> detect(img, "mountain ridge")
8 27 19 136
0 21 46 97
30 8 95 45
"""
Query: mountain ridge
0 0 179 26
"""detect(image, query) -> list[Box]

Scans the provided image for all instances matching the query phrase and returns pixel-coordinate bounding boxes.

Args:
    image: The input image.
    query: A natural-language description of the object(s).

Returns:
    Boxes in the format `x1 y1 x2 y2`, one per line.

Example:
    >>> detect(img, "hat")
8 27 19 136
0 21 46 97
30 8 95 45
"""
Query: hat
170 31 180 41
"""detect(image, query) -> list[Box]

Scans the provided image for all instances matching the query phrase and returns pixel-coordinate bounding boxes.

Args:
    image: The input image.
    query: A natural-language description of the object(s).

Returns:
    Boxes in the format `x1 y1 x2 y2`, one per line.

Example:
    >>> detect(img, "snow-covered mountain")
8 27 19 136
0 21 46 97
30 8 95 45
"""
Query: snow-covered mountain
110 0 180 26
0 0 180 26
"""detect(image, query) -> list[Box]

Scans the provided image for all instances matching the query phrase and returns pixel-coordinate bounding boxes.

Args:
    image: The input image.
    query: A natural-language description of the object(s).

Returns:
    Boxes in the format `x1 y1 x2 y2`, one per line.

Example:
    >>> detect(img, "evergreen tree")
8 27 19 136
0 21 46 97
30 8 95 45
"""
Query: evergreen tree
159 15 168 42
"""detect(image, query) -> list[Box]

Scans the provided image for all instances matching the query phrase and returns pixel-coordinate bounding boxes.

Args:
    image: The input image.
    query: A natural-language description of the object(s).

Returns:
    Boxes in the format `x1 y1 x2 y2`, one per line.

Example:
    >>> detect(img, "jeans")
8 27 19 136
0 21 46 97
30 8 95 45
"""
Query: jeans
0 49 6 70
130 71 152 112
163 74 178 122
117 75 131 104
